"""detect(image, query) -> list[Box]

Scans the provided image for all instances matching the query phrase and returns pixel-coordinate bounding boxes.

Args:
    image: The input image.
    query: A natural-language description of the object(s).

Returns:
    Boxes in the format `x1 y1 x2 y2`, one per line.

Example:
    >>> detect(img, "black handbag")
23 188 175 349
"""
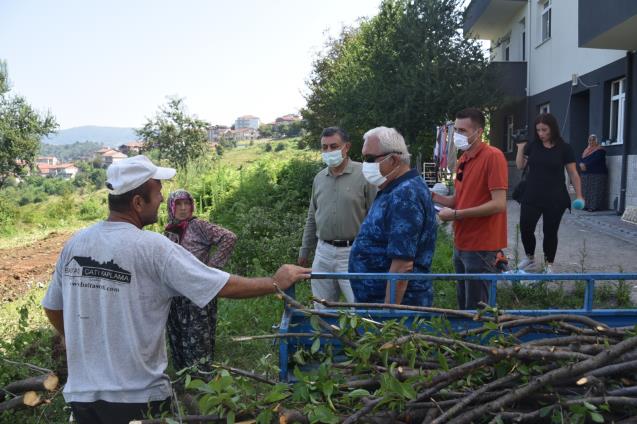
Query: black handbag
512 166 528 203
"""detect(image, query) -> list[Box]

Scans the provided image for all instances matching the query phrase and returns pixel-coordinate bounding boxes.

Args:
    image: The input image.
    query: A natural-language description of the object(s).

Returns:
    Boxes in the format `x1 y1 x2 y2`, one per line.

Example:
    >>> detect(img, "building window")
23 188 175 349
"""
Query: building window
503 41 510 61
539 103 550 114
609 77 626 145
506 116 514 152
541 0 551 42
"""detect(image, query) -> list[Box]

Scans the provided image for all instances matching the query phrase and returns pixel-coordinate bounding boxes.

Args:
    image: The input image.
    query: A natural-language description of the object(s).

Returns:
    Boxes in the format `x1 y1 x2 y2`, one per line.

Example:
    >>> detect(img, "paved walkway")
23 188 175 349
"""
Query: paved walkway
505 201 637 274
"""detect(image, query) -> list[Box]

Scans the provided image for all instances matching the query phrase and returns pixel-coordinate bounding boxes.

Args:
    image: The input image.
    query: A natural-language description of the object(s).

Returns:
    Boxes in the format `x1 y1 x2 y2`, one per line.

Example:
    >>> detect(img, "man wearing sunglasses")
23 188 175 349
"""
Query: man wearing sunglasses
299 127 377 307
432 108 508 310
348 127 438 305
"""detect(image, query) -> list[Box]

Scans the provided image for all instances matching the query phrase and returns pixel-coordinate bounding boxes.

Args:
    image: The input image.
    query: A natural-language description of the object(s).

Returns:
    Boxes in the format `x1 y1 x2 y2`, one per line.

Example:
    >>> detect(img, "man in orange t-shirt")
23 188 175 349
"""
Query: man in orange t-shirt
432 108 508 309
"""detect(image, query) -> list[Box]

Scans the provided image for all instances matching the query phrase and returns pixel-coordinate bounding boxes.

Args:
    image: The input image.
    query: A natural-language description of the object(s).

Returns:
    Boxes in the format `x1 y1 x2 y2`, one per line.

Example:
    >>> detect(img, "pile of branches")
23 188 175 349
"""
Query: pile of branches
0 370 59 414
141 288 637 424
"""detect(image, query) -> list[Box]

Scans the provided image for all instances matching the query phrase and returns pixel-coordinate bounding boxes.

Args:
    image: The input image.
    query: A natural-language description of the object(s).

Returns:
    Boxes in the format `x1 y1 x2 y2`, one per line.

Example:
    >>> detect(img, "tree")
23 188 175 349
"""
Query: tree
0 60 58 188
136 97 210 169
302 0 501 160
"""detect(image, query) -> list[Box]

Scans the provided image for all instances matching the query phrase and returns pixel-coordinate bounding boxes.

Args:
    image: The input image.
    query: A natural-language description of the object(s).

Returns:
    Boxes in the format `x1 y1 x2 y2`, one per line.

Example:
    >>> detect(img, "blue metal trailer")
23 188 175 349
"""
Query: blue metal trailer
278 272 637 381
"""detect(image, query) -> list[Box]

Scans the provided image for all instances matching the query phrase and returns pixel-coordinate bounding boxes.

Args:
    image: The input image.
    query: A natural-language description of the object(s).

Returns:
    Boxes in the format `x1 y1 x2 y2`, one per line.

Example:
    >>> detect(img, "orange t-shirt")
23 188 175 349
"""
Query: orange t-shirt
453 142 508 251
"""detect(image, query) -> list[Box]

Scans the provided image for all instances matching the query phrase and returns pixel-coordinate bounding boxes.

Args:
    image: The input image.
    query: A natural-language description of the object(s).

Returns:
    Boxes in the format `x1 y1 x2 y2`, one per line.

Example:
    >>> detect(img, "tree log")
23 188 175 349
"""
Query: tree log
0 391 42 413
278 407 309 424
0 373 58 402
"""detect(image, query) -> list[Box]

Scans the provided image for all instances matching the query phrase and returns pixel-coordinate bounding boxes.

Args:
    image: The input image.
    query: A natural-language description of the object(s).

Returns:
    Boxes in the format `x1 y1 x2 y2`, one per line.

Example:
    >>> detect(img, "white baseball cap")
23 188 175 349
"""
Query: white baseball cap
106 155 176 195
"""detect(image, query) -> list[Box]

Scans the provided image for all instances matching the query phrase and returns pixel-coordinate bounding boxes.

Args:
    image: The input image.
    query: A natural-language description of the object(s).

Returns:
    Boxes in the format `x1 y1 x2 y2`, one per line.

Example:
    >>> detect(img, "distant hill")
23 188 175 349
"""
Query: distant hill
42 126 138 147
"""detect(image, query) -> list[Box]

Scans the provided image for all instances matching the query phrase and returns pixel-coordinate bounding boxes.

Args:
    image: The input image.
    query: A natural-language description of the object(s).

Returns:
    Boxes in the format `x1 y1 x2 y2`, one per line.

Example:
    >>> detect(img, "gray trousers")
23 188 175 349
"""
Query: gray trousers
311 240 356 308
453 249 497 310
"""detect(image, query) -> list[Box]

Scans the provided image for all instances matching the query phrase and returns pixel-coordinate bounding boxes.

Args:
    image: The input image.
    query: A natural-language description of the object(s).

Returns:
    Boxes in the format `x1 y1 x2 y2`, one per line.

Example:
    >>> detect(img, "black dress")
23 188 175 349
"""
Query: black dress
522 140 576 211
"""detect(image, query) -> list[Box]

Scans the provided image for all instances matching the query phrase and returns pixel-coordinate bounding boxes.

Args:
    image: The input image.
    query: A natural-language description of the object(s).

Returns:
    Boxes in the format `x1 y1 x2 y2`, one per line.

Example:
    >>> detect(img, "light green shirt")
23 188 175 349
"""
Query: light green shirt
299 159 377 259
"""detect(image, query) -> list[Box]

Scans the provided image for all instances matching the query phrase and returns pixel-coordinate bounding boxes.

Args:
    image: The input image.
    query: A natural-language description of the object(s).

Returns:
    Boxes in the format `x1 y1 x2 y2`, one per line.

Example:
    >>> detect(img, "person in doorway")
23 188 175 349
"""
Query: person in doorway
41 155 310 424
515 113 584 273
348 126 437 306
578 134 607 211
298 127 376 307
164 189 237 374
434 108 508 310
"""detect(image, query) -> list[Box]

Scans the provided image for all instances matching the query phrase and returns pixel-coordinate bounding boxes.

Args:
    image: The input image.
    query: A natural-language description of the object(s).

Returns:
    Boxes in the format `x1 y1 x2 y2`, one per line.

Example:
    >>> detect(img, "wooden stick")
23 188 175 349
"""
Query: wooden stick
313 298 495 321
131 414 256 423
274 285 357 349
0 357 53 374
196 364 277 386
450 335 637 424
231 333 334 342
431 373 522 424
0 391 42 413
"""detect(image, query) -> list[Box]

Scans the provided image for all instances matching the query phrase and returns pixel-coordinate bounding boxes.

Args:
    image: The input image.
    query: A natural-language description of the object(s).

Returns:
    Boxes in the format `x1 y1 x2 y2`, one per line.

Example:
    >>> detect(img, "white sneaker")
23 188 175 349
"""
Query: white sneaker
517 257 535 271
544 264 554 274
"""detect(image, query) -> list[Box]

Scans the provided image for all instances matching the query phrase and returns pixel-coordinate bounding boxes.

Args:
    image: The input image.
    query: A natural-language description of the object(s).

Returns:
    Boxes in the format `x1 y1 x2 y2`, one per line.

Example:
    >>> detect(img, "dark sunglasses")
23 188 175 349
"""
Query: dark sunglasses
363 151 402 163
456 161 467 182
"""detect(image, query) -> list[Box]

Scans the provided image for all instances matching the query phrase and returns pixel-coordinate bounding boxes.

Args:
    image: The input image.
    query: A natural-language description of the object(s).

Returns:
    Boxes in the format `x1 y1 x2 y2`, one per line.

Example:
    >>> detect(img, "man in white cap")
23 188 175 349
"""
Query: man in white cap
41 155 310 424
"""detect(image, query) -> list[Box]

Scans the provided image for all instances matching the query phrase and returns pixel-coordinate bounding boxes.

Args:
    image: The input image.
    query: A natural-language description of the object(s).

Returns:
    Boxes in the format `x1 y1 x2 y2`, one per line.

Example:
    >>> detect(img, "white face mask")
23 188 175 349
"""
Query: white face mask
362 155 396 186
453 132 471 151
322 148 345 167
362 162 386 186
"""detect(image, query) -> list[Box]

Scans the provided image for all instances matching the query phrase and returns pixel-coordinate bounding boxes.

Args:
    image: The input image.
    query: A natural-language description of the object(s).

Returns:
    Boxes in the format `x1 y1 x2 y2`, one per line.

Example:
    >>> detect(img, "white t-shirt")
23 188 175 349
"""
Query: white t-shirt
41 221 230 403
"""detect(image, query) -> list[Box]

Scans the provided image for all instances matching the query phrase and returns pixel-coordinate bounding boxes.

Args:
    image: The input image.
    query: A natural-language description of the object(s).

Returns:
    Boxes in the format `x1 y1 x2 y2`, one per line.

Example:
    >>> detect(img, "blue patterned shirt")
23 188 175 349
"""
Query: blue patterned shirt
348 169 438 306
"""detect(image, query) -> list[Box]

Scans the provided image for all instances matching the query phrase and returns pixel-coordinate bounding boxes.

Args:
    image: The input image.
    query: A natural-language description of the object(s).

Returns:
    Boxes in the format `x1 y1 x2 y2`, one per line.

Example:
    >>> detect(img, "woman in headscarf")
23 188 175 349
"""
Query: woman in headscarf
579 134 608 211
164 189 237 373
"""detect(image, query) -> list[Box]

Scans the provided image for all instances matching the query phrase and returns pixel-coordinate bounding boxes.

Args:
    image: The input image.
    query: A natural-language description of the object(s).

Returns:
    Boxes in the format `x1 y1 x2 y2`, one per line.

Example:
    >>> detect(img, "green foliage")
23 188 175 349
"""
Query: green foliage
274 143 286 152
0 60 58 188
302 0 500 161
263 143 273 152
0 291 67 423
137 97 211 169
39 141 102 162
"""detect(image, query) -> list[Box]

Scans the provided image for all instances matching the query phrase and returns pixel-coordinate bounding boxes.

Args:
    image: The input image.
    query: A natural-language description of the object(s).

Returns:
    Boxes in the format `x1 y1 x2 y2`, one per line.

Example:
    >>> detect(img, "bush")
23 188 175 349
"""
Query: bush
274 143 286 152
264 143 272 152
78 197 106 221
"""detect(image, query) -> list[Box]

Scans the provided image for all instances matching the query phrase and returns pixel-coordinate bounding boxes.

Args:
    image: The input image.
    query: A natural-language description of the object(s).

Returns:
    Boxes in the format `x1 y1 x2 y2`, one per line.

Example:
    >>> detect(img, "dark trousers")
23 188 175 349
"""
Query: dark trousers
454 249 497 310
519 203 566 263
70 399 170 424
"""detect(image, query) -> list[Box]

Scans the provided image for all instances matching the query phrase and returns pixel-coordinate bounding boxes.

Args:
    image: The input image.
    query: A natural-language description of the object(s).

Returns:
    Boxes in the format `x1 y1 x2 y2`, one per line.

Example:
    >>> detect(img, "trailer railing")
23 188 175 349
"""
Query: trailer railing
278 272 637 380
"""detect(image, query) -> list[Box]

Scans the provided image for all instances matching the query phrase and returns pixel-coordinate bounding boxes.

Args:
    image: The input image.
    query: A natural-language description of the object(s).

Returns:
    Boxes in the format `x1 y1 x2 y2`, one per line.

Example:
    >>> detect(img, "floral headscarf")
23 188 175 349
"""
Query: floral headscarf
165 189 196 240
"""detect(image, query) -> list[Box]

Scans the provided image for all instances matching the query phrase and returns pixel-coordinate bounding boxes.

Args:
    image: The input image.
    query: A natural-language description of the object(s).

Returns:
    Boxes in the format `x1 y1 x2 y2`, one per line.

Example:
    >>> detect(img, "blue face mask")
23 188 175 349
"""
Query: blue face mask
322 148 345 167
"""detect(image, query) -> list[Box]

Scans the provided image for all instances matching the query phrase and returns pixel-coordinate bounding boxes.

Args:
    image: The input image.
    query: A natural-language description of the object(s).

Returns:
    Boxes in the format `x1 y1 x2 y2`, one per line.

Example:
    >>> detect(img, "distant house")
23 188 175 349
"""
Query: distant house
118 141 144 155
274 114 302 124
101 150 128 167
56 163 79 179
208 125 231 141
94 148 127 168
234 115 260 130
225 128 259 142
36 156 59 166
36 162 79 179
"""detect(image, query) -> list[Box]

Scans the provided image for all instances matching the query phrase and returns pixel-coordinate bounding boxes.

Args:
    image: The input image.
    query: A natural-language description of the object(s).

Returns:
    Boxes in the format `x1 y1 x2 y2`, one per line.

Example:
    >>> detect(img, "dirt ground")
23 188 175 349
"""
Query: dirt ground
0 231 71 303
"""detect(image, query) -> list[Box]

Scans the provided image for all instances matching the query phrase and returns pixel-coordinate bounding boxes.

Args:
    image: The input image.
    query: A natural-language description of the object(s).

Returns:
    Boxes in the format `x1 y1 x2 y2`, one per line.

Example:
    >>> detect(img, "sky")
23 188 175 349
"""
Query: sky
0 0 382 130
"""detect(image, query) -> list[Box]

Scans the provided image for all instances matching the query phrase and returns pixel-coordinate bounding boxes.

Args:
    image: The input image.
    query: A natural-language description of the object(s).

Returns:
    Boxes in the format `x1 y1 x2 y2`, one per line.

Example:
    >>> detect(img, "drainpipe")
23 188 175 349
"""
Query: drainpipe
619 51 634 214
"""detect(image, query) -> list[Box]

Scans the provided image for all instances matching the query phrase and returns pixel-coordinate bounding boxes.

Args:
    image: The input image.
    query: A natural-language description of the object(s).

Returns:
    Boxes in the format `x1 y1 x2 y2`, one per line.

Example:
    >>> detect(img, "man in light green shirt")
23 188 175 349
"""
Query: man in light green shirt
298 127 377 307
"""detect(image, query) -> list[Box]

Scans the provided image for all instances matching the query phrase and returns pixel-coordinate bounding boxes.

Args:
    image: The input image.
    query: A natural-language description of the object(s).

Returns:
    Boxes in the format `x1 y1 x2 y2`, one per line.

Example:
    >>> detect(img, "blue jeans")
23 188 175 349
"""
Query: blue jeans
453 249 497 310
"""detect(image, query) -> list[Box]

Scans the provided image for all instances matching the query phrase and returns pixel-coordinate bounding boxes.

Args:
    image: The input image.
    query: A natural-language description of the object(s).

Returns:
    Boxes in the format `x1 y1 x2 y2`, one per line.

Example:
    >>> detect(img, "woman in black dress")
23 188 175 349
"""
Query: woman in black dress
514 113 584 273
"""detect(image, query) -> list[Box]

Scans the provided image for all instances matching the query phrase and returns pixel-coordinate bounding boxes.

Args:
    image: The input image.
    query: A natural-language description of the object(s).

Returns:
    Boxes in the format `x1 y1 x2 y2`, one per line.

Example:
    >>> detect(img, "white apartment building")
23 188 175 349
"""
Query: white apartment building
234 115 260 130
465 0 637 213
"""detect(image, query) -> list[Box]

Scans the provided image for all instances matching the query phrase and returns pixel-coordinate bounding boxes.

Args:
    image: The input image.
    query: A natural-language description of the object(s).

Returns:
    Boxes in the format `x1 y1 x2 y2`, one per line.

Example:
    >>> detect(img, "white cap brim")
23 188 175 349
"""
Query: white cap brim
153 166 176 180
